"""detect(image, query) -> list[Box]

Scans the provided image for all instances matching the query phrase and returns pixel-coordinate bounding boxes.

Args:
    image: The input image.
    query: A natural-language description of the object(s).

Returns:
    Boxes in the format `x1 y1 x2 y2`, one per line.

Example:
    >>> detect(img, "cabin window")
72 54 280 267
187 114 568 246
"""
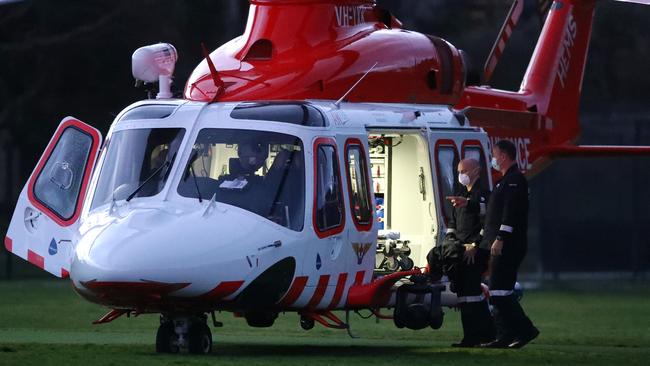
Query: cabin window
345 140 372 230
33 127 94 220
435 141 459 225
177 129 305 231
462 141 490 192
314 139 345 237
91 128 186 209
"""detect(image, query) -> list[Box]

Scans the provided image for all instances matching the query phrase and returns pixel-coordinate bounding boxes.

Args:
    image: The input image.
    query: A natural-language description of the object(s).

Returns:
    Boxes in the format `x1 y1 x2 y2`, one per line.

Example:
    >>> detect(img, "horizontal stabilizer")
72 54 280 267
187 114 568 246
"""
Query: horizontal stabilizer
531 145 650 160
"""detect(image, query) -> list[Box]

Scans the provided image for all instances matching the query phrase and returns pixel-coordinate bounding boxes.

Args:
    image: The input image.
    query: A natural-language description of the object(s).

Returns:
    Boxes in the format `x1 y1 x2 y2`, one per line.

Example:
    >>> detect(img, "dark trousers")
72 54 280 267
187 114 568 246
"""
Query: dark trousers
488 240 535 340
455 249 495 342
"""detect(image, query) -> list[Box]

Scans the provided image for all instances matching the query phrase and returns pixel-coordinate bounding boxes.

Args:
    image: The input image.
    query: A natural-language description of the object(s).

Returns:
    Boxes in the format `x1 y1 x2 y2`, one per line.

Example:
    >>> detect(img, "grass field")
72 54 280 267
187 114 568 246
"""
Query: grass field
0 280 649 365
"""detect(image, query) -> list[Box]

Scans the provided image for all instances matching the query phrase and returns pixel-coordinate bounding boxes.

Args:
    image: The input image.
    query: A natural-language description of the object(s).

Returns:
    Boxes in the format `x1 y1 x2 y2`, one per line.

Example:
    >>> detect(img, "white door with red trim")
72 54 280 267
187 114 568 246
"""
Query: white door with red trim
342 137 376 283
4 117 102 278
429 134 461 247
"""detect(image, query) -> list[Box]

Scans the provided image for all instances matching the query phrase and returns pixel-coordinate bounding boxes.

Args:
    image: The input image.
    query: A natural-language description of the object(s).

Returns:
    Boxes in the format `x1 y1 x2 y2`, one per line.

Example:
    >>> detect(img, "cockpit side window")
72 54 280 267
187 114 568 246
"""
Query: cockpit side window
33 126 94 220
177 129 305 231
90 128 185 209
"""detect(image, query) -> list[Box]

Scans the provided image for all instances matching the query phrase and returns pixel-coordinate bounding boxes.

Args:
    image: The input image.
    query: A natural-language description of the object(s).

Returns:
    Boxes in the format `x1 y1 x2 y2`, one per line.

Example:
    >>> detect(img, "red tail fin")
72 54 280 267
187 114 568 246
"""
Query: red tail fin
457 0 599 171
520 0 596 144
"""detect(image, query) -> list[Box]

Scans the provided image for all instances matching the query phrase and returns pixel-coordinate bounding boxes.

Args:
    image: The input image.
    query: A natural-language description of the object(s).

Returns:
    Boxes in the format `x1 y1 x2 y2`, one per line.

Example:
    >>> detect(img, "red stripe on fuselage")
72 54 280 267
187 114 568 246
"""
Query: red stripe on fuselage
353 270 365 286
27 250 44 269
306 275 330 309
327 273 348 309
201 281 245 301
4 236 12 253
61 268 69 278
277 276 308 307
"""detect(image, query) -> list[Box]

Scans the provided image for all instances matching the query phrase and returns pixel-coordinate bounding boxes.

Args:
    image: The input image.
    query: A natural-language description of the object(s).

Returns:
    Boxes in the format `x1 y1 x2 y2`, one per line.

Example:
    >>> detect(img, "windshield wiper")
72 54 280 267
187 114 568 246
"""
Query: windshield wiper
126 152 177 202
187 150 203 203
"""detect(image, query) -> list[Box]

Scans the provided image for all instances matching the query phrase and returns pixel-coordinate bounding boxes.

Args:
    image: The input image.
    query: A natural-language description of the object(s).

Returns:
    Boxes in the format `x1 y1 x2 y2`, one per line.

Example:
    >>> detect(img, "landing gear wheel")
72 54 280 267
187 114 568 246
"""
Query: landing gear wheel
300 315 315 330
188 322 212 355
156 321 178 353
429 312 444 329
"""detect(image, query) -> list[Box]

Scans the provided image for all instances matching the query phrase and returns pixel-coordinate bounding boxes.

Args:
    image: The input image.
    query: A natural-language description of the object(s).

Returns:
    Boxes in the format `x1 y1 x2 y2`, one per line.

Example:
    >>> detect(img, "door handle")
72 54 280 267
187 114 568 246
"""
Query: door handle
258 240 282 251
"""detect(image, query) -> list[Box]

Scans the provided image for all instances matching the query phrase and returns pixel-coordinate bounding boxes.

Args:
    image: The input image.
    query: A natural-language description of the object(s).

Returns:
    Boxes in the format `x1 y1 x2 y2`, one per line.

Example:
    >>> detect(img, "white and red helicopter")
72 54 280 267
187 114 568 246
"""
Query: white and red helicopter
4 0 650 354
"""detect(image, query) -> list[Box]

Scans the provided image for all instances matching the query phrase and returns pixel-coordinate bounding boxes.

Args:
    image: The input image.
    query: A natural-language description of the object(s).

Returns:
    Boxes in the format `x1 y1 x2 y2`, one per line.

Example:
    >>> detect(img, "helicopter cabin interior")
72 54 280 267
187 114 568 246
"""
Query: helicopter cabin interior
367 132 437 270
366 131 491 271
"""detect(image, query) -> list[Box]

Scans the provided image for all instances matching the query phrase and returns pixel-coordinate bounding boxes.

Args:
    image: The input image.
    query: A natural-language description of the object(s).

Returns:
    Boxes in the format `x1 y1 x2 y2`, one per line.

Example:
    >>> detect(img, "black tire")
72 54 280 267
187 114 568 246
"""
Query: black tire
429 312 444 329
155 322 177 353
188 322 212 355
300 316 315 330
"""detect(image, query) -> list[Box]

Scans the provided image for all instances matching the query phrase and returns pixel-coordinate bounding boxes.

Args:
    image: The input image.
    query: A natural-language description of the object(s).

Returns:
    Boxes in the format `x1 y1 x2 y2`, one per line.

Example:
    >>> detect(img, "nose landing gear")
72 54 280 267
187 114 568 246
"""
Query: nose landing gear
155 314 213 355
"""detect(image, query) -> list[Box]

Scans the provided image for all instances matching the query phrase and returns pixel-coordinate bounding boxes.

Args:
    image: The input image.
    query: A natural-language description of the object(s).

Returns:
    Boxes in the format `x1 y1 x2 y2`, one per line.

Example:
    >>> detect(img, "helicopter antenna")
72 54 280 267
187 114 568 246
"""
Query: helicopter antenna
334 62 378 109
201 42 225 102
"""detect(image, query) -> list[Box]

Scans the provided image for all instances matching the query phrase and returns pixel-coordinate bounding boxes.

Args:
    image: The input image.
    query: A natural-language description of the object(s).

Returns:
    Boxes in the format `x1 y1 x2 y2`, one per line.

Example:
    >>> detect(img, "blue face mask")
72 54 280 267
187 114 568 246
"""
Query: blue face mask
491 157 500 171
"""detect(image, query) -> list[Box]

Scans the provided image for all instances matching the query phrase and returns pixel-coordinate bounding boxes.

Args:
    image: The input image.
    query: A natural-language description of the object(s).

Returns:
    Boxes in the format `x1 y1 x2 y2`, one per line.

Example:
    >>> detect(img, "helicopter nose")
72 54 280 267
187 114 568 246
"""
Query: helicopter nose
69 208 256 306
69 224 193 306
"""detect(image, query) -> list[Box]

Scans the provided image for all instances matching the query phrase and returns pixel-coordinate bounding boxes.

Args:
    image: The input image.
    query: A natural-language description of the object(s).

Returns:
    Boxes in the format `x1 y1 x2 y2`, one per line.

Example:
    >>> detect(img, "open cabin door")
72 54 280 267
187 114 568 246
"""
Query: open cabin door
429 135 461 247
4 117 102 278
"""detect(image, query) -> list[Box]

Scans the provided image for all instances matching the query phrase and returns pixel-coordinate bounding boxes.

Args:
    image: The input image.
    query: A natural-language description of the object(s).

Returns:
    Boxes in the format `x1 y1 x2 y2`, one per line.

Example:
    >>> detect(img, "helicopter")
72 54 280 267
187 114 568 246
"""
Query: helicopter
4 0 650 354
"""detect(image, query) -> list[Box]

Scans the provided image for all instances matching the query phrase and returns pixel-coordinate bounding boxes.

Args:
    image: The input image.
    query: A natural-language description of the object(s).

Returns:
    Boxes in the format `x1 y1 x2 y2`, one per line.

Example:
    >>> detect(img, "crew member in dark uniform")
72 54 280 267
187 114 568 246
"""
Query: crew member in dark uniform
481 140 539 349
445 158 495 347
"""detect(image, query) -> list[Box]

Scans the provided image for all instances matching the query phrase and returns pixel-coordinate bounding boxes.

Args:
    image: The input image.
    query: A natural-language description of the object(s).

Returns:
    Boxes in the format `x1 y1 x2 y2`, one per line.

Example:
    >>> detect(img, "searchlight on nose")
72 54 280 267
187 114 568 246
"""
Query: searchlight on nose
131 43 178 99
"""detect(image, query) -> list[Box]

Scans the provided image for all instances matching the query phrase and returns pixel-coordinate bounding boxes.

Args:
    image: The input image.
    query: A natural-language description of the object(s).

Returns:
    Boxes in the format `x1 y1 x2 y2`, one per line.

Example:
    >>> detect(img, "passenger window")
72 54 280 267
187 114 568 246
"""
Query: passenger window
33 127 94 220
435 142 459 225
462 144 489 192
345 142 372 229
315 142 344 236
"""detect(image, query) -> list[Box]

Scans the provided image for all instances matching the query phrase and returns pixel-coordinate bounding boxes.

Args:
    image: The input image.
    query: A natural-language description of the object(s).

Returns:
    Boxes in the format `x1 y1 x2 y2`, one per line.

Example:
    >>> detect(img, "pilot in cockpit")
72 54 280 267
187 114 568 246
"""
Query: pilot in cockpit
219 141 268 190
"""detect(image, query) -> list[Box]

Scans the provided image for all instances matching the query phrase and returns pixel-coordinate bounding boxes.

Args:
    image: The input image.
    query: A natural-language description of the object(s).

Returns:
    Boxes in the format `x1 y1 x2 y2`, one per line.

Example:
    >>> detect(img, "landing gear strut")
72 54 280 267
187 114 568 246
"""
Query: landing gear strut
155 314 213 355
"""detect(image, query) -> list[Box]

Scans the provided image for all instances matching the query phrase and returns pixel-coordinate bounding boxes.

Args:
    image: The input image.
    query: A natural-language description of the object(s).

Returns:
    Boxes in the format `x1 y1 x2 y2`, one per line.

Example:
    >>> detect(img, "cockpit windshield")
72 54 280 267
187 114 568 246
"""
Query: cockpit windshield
91 128 185 209
177 129 305 231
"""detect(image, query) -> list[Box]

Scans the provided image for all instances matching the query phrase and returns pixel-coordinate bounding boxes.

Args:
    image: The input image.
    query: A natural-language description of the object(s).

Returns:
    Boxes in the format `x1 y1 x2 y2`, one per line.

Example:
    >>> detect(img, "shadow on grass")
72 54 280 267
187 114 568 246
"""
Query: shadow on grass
203 342 505 361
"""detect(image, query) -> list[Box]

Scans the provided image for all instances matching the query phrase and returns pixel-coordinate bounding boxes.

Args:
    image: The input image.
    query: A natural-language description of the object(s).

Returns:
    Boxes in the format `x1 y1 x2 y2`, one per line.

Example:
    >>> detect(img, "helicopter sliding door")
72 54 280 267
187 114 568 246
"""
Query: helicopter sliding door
4 117 102 277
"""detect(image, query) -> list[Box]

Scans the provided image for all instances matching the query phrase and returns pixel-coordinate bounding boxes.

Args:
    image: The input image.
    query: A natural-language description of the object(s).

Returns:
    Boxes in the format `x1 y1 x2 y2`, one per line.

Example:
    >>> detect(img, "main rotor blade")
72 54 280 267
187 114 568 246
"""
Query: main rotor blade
482 0 524 84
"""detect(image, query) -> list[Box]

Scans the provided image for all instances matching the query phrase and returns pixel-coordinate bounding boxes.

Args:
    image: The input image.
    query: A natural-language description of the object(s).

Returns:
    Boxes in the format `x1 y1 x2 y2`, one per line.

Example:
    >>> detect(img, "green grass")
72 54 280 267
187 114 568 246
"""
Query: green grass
0 280 649 365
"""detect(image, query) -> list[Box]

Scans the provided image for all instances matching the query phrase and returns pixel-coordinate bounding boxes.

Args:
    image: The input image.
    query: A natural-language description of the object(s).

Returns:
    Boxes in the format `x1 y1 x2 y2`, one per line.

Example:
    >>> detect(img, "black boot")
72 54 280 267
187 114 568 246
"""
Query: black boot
502 295 538 348
481 296 514 348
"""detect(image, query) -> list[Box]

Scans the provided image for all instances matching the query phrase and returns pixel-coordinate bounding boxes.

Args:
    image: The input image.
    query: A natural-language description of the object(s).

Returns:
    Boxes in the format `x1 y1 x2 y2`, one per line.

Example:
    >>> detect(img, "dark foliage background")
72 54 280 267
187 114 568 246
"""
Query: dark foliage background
1 0 649 278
